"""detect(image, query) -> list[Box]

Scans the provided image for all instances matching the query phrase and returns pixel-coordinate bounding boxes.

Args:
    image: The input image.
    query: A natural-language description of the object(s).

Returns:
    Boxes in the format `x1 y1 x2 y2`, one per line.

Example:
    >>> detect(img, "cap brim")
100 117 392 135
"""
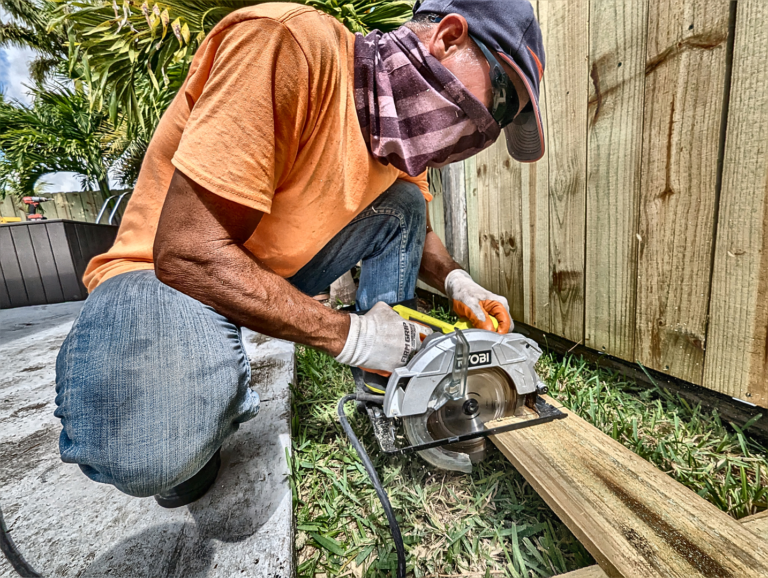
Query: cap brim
497 53 545 163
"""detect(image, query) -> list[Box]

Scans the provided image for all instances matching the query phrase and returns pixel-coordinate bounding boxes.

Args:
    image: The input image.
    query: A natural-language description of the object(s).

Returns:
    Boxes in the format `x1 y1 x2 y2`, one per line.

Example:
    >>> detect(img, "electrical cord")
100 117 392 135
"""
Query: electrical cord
337 394 406 578
0 505 41 577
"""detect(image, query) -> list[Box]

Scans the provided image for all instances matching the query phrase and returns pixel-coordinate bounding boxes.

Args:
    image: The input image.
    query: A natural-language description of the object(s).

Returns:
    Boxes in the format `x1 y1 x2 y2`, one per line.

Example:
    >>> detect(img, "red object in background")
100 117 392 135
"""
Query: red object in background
22 196 52 221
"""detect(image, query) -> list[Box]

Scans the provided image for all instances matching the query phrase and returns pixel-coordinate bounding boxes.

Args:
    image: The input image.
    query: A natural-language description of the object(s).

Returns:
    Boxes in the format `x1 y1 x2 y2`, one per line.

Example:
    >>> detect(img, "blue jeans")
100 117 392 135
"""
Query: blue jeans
54 180 426 496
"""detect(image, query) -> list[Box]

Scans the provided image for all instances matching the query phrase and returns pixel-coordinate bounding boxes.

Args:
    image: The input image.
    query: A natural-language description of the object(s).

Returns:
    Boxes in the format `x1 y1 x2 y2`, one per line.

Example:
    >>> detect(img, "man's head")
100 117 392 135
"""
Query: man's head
406 0 546 162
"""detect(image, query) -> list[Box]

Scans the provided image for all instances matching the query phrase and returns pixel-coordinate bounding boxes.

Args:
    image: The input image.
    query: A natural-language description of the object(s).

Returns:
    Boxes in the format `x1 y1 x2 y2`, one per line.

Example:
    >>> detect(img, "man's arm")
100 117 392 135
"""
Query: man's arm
418 210 462 291
154 169 350 356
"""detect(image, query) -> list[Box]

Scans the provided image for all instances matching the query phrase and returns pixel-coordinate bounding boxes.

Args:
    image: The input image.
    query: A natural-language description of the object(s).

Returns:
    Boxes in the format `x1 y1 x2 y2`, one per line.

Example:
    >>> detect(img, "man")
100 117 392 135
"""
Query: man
55 0 545 508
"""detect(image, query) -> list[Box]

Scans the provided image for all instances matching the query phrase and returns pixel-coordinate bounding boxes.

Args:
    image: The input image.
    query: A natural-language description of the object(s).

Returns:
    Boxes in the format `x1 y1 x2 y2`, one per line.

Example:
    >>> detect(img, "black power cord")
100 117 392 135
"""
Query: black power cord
337 394 406 578
0 505 41 577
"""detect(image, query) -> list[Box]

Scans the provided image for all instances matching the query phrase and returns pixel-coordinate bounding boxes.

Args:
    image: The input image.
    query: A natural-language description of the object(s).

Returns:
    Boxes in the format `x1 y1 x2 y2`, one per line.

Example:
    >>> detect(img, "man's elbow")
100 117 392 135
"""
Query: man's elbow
153 240 193 291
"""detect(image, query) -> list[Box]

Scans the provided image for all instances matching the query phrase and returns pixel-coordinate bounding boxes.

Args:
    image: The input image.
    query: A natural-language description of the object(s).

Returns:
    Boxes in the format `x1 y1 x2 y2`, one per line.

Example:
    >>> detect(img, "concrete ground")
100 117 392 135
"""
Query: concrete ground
0 302 295 577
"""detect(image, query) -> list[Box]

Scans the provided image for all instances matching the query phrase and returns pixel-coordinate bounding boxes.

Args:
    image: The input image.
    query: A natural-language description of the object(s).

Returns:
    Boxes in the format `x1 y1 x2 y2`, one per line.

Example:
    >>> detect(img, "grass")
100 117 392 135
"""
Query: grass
289 318 768 577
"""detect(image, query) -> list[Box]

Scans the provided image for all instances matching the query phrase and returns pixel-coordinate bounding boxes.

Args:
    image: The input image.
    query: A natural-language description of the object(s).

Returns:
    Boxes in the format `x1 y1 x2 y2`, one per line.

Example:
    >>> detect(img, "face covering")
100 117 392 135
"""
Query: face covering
354 27 501 177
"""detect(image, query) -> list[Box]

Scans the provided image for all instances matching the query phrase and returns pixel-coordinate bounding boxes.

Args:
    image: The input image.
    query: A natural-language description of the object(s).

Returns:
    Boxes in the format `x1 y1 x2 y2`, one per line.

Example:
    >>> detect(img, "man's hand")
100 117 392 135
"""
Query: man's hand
335 303 433 373
445 270 512 333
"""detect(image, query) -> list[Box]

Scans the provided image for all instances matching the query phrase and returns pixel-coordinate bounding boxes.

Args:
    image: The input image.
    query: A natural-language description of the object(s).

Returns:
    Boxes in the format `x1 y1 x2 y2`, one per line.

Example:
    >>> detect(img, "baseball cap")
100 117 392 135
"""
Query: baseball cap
413 0 546 162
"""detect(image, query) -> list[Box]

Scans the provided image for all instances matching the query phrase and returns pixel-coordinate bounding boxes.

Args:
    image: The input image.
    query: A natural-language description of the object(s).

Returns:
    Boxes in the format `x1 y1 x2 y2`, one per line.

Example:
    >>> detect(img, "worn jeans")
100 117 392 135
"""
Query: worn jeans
54 180 426 496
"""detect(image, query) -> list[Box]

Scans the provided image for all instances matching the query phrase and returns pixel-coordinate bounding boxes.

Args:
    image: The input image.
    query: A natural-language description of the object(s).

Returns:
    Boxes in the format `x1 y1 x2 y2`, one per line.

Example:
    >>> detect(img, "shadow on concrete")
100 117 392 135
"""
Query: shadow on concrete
80 426 288 577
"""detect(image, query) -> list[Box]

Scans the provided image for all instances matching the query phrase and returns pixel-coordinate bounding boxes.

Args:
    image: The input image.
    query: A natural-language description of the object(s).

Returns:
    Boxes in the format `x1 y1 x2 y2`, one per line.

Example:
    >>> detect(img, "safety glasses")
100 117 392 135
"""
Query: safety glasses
470 35 520 129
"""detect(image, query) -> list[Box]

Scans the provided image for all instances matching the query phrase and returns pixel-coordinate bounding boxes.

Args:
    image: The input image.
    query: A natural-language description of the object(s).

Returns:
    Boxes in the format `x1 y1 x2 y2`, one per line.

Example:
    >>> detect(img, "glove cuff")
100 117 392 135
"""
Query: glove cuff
335 313 375 368
444 268 472 298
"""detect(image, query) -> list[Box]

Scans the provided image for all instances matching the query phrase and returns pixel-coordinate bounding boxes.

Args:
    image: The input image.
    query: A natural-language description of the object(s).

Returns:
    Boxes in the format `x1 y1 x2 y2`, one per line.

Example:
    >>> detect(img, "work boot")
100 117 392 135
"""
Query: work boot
154 448 221 508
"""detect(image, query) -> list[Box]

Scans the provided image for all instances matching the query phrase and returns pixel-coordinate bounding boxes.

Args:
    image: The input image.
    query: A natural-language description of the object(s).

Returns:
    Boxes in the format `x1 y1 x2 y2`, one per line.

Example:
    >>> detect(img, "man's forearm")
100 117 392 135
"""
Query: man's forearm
419 229 462 293
156 242 350 356
154 169 350 357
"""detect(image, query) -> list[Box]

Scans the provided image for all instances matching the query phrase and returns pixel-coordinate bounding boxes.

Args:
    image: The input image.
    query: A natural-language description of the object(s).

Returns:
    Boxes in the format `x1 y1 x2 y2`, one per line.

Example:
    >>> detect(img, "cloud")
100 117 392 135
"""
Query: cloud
0 44 36 105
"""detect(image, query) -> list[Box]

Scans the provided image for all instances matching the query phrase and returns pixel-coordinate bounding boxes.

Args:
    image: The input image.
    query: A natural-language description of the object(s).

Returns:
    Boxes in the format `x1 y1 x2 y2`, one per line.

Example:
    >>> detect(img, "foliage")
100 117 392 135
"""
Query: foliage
290 340 767 576
0 85 123 195
57 0 414 132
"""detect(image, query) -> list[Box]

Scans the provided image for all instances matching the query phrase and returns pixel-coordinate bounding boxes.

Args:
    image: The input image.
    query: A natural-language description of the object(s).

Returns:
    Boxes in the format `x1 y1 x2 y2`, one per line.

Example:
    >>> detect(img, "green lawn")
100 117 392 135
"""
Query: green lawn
289 336 768 577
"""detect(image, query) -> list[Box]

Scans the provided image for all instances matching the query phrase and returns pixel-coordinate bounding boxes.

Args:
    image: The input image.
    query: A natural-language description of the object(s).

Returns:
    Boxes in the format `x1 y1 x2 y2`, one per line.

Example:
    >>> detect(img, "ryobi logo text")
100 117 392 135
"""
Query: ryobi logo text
466 350 492 368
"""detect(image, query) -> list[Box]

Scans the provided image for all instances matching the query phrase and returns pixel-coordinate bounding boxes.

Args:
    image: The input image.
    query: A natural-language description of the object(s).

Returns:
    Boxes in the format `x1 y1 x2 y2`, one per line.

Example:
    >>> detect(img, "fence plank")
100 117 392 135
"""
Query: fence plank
441 162 469 269
521 4 550 332
584 0 648 360
476 139 504 307
427 168 445 244
464 156 481 280
496 142 525 322
636 0 731 383
539 0 589 343
704 0 768 407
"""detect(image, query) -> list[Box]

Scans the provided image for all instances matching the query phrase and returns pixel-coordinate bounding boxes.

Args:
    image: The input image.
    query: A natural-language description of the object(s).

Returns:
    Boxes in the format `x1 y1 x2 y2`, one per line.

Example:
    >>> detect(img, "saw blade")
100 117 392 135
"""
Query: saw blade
403 368 517 472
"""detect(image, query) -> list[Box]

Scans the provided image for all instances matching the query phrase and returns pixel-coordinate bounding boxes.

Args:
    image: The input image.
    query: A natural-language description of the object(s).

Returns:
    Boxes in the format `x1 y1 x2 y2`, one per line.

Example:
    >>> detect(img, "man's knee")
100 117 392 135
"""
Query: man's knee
377 180 426 239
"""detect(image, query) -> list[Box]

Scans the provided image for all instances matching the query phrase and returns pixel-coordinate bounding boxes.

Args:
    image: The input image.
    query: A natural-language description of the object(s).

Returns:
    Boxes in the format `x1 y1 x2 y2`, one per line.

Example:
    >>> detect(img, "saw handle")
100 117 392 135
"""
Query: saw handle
393 305 500 333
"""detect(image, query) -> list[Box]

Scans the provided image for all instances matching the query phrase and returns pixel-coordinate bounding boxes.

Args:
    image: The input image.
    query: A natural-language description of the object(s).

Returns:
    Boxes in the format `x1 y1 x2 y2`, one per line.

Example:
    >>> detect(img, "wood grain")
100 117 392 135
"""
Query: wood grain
491 396 768 577
559 499 768 577
538 0 589 343
441 162 469 269
427 168 446 244
584 0 648 360
464 156 481 280
635 0 731 383
704 0 768 407
476 137 525 319
521 3 551 335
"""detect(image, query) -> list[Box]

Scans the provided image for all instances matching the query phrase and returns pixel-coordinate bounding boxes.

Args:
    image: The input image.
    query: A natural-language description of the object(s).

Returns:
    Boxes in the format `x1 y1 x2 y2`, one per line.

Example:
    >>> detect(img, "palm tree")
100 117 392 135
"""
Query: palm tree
0 86 122 196
0 0 68 83
57 0 414 131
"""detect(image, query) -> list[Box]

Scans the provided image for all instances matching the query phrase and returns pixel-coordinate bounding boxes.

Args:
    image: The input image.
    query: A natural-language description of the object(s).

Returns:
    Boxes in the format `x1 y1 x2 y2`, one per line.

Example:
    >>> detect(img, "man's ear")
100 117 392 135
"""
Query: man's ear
426 13 471 62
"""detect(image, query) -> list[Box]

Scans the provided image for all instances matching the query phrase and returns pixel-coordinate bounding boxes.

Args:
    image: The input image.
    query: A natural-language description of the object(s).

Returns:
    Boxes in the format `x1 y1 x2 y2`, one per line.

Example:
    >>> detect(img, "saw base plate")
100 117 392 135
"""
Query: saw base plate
366 396 566 457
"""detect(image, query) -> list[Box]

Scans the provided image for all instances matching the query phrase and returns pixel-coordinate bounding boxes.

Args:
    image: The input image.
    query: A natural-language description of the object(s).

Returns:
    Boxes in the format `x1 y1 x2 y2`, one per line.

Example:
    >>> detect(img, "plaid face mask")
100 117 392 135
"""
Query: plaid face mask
354 27 500 176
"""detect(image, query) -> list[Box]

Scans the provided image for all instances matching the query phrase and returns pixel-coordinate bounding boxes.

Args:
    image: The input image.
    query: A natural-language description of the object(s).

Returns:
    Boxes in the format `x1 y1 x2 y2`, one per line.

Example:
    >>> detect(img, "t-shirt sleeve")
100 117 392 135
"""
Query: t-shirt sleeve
172 19 308 213
397 170 432 202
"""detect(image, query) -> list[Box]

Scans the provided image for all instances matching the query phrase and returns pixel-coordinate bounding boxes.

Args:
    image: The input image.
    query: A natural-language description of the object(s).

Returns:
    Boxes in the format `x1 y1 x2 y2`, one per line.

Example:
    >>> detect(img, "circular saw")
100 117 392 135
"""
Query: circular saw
355 306 566 473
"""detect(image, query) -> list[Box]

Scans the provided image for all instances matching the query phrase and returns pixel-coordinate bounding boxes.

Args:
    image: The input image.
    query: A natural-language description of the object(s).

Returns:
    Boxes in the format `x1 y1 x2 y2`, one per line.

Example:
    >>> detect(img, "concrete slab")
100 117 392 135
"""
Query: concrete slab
0 302 294 577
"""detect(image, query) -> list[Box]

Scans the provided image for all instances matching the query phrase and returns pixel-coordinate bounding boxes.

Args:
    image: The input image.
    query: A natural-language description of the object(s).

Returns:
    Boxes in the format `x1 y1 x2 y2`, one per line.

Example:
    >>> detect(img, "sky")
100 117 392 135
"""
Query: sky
0 8 90 193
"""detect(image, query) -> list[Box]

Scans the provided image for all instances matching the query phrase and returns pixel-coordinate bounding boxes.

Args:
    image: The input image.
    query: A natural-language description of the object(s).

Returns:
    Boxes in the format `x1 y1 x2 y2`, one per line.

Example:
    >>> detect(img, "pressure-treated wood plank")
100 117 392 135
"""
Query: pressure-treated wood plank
636 0 731 383
559 504 768 577
538 0 589 342
490 397 768 577
584 0 648 360
521 3 550 334
704 0 768 407
442 162 469 269
464 155 481 279
475 140 503 299
427 168 446 244
476 137 525 319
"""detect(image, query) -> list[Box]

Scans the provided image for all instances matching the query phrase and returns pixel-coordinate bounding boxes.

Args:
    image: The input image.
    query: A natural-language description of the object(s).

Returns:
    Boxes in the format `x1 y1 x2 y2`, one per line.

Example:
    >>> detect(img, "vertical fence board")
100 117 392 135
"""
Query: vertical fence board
496 143 525 321
584 0 648 359
539 0 589 343
704 0 768 407
464 156 481 280
442 163 469 269
521 5 551 332
636 0 730 383
427 168 446 244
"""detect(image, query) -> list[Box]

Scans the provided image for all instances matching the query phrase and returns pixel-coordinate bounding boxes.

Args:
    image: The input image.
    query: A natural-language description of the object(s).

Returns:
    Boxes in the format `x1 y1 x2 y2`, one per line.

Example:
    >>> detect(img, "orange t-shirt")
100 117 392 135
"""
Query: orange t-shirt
83 3 430 291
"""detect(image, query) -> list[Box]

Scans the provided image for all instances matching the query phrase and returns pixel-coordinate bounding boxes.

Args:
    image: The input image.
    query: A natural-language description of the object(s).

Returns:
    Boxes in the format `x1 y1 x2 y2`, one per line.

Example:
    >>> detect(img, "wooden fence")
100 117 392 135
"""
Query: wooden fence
427 0 768 407
0 189 129 224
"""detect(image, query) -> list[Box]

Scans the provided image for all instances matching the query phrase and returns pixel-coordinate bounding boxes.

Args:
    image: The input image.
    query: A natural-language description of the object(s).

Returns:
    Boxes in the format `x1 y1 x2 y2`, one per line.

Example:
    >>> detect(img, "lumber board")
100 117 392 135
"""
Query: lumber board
427 168 446 244
442 162 469 270
464 156 481 280
489 396 768 578
559 504 768 577
635 0 731 383
520 3 550 334
704 0 768 407
584 0 648 360
475 139 504 302
538 0 589 343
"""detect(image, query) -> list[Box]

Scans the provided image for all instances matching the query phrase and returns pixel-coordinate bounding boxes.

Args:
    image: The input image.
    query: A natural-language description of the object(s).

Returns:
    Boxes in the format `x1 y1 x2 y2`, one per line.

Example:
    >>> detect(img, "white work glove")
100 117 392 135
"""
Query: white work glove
335 302 433 373
444 269 513 333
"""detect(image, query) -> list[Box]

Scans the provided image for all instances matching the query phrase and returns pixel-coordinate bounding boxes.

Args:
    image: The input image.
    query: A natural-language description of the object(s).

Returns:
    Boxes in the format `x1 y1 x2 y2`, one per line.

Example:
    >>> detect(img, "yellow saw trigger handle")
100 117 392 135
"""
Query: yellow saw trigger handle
392 305 499 333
